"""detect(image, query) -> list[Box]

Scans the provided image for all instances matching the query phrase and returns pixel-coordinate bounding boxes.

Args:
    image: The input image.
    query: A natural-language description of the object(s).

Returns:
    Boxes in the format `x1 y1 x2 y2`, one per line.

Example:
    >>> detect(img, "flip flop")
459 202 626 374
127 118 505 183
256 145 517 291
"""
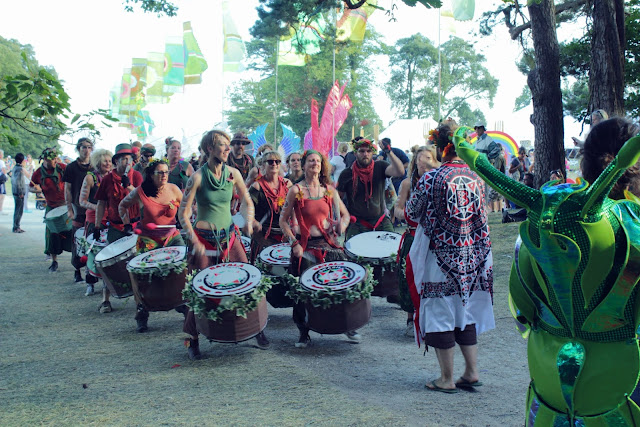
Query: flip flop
425 380 458 394
455 377 483 388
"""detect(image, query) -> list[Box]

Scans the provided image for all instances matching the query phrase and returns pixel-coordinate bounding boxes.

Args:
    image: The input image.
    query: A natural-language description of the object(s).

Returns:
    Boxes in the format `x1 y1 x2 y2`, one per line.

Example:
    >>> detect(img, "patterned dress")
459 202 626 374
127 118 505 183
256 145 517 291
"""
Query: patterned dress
405 161 495 345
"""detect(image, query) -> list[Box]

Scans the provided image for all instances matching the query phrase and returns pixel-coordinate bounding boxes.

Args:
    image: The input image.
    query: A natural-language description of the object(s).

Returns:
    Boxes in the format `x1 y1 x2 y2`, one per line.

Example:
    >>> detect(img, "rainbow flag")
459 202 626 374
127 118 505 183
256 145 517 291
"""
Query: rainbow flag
183 21 208 84
222 0 246 72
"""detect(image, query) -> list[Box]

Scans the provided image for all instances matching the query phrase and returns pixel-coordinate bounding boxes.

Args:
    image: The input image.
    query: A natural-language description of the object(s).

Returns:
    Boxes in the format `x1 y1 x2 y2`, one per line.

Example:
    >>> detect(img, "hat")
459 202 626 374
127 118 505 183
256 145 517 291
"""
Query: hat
474 122 485 129
231 132 252 145
141 146 156 156
112 143 133 162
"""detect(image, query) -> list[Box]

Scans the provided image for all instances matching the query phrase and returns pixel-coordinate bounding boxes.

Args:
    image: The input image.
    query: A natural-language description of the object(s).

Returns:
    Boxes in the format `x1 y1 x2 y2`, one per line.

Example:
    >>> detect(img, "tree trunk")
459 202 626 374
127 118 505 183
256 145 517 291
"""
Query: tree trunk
528 0 565 189
589 0 625 117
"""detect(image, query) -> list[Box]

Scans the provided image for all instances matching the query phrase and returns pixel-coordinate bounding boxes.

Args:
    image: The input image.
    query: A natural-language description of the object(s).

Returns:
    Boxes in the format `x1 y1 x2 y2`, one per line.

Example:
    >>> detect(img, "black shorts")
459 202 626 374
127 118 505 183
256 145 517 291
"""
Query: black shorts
424 324 477 349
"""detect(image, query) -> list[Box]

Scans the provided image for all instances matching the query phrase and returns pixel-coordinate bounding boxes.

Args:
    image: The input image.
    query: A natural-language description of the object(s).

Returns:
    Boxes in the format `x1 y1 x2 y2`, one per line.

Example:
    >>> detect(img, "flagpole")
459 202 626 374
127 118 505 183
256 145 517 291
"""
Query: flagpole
274 41 279 146
438 9 442 123
331 7 336 158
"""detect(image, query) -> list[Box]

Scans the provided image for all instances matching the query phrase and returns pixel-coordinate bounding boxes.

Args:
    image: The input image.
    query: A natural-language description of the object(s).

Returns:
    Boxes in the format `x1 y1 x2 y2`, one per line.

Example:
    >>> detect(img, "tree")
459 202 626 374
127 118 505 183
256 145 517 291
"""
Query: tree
226 26 384 143
385 35 497 125
0 37 117 157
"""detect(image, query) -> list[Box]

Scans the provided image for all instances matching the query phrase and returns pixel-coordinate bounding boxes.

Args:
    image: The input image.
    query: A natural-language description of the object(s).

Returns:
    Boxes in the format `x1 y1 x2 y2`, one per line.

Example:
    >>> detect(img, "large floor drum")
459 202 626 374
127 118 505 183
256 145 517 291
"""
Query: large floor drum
95 234 138 298
299 261 371 334
259 243 294 308
191 263 268 343
345 231 402 298
44 205 72 234
127 246 188 311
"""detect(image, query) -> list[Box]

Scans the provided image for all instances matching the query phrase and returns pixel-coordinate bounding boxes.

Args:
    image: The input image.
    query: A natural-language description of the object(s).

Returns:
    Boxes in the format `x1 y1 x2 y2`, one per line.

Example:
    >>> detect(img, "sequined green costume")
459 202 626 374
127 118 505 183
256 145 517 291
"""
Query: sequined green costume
453 127 640 425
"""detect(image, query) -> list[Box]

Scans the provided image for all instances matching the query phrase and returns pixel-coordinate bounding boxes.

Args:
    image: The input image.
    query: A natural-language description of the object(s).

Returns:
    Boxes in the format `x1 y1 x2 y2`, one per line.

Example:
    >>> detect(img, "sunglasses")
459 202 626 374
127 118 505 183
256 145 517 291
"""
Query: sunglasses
143 153 154 158
266 159 281 166
231 141 244 146
154 171 170 176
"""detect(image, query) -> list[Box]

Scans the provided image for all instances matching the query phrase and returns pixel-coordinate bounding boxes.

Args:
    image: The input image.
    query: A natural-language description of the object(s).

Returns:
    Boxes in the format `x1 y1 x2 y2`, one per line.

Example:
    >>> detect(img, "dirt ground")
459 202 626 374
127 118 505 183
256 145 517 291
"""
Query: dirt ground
0 198 529 426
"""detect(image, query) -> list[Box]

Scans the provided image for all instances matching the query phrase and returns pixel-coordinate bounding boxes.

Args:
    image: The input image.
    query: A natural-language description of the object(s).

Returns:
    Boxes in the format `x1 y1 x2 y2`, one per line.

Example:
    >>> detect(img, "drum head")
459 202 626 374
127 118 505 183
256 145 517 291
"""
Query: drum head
241 236 251 254
299 261 366 292
86 229 108 248
232 213 246 229
95 234 137 262
74 227 85 241
345 231 402 260
127 246 186 270
192 262 262 298
259 243 291 266
45 205 68 219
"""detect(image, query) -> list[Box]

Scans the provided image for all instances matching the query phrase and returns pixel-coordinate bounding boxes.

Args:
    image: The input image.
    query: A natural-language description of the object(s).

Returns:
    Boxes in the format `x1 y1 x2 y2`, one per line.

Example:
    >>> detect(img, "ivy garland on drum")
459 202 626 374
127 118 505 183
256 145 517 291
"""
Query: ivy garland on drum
127 259 188 280
182 271 275 322
284 264 376 309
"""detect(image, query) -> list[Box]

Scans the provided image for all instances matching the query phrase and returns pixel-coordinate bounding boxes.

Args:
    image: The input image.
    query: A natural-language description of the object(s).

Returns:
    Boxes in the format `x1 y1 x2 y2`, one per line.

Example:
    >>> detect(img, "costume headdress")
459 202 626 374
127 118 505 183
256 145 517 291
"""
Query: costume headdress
351 137 378 154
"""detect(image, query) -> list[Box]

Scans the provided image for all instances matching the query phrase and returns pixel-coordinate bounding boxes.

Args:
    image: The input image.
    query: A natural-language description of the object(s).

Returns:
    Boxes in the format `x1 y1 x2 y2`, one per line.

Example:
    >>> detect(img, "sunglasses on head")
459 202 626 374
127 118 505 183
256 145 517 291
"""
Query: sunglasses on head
266 159 281 165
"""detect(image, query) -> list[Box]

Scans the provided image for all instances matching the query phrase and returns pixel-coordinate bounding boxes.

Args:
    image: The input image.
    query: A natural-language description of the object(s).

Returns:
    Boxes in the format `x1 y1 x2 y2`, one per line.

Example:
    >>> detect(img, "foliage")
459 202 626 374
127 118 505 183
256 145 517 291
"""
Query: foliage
0 36 117 157
182 271 274 322
284 265 376 308
122 0 178 16
385 34 497 124
127 259 187 279
226 27 384 142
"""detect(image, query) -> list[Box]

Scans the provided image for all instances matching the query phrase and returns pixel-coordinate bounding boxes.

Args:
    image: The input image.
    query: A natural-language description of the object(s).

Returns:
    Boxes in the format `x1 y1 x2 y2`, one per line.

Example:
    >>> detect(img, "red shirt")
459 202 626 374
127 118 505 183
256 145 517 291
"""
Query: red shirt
95 169 143 225
30 164 66 208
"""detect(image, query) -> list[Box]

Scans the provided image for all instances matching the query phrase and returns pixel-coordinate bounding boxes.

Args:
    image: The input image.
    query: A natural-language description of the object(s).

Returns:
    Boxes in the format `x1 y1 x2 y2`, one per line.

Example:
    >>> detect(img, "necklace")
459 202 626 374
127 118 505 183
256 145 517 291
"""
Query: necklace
304 181 321 200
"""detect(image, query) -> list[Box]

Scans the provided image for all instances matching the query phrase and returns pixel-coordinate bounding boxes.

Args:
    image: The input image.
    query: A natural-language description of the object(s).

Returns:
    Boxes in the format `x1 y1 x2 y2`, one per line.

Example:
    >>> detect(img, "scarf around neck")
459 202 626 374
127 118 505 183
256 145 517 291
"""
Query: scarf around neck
352 160 375 204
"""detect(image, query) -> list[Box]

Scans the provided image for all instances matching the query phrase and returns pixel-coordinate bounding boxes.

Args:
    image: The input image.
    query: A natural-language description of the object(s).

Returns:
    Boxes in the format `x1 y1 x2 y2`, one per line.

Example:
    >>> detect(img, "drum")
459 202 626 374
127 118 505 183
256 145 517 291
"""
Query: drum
258 243 294 308
345 231 402 297
95 235 138 298
298 261 372 334
74 227 86 257
189 262 268 343
241 236 251 256
86 230 108 278
44 205 72 234
258 243 291 277
127 246 188 311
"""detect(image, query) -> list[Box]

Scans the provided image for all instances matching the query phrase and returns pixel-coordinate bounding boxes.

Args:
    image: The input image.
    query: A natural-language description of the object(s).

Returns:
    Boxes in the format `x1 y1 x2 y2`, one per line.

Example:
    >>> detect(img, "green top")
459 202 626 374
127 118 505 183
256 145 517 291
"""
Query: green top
195 164 233 229
169 160 190 190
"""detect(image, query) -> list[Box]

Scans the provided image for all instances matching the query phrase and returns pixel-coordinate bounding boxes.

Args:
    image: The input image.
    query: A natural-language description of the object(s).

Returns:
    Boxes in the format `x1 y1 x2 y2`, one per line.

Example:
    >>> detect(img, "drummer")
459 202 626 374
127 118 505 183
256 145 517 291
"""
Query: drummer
63 137 94 284
393 145 439 335
165 137 194 192
78 149 113 296
30 147 72 273
279 150 351 348
178 129 265 360
337 137 405 238
94 143 143 314
118 158 185 332
249 150 293 307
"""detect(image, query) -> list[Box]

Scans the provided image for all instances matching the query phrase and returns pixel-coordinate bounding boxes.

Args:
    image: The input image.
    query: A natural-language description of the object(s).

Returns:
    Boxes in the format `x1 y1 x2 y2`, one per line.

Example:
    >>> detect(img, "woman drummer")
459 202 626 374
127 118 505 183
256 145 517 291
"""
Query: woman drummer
165 137 194 191
279 150 351 348
178 129 267 360
249 150 293 307
393 145 439 336
118 158 186 333
79 149 113 297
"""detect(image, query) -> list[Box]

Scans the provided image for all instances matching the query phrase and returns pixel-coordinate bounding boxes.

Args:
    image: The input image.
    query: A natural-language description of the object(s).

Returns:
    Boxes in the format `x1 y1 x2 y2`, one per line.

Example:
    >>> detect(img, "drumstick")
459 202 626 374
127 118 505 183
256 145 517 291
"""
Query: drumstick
259 212 269 225
145 223 176 230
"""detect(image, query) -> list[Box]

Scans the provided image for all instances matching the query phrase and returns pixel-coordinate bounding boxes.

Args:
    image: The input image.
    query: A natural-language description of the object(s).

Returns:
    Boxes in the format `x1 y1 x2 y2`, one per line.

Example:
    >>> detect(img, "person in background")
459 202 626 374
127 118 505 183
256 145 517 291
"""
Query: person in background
572 109 609 148
227 132 255 180
63 137 94 284
133 143 156 174
488 145 506 213
0 149 7 215
23 154 35 213
11 153 30 233
165 137 194 192
378 137 410 194
131 141 142 166
284 152 303 183
329 142 349 183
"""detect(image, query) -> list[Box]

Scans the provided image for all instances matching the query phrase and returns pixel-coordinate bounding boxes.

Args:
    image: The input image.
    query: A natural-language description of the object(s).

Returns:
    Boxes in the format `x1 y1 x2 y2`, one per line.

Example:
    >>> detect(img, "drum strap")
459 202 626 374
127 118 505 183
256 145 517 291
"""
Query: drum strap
356 214 386 231
396 228 415 264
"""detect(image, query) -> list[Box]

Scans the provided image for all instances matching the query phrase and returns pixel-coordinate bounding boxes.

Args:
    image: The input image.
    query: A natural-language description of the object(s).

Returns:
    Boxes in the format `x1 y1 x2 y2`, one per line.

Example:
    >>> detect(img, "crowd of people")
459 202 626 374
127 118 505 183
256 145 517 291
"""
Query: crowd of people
5 112 640 421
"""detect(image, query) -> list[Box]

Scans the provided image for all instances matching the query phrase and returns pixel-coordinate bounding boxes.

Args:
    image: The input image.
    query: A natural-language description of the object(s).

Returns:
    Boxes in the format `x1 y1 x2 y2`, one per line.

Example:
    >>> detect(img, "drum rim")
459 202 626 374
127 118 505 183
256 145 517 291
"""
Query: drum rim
191 262 262 298
45 205 69 218
258 243 291 265
299 260 366 292
344 231 402 260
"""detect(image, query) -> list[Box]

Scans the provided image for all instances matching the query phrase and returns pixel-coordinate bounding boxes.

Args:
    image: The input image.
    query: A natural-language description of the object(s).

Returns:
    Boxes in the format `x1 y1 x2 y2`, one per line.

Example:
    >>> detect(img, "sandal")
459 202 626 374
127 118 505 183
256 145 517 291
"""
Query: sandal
425 380 458 394
455 377 483 388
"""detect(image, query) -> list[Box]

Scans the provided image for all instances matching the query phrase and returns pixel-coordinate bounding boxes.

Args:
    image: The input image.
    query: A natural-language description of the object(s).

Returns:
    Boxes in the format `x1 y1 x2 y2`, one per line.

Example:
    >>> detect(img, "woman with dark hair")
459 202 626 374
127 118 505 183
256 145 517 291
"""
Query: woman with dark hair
581 117 640 199
393 145 439 335
118 159 185 332
405 124 494 393
165 137 194 191
178 129 262 359
279 150 351 348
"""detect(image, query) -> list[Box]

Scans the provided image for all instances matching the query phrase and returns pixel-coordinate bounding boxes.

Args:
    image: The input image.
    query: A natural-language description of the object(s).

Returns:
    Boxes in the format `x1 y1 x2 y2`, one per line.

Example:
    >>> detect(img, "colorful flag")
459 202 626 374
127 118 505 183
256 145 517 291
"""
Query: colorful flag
163 36 185 94
146 52 168 104
278 14 327 67
441 0 475 21
130 57 147 107
222 0 246 72
183 21 208 84
336 0 377 42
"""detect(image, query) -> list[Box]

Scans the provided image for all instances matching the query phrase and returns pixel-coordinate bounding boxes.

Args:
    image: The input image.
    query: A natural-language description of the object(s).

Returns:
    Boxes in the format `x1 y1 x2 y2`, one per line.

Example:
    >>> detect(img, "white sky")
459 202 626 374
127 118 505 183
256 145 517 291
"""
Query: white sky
0 0 583 157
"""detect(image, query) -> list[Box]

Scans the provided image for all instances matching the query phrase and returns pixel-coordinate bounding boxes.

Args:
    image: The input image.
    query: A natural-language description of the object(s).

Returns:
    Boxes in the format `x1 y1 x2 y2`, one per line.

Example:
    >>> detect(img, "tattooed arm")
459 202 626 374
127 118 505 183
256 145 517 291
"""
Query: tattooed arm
79 174 96 211
178 171 201 245
118 188 139 225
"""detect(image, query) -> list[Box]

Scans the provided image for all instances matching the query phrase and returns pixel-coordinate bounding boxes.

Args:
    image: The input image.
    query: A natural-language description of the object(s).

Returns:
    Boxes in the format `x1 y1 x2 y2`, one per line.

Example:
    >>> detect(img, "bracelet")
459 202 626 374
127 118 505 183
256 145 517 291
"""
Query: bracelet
289 239 298 248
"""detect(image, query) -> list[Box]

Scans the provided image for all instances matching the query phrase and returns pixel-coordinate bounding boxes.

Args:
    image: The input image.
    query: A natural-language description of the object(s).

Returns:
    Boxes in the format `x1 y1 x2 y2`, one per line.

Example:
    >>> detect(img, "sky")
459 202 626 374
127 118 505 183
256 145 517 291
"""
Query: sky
0 0 584 157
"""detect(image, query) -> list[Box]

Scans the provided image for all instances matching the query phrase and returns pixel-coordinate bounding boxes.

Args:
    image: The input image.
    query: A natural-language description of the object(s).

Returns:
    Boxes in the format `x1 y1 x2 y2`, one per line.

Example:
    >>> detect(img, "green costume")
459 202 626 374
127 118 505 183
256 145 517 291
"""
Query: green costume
453 127 640 425
195 164 233 230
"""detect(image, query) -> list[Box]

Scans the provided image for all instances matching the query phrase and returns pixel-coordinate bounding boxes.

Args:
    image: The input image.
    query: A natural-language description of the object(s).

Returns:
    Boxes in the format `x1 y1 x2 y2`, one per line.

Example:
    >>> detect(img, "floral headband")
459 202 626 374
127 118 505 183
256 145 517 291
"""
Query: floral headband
40 148 60 160
428 129 439 143
351 138 378 154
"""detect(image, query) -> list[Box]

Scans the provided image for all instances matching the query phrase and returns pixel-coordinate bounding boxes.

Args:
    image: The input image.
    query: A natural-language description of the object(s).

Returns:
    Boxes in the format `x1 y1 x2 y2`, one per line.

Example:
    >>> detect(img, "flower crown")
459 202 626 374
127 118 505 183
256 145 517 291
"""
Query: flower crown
428 129 439 143
351 138 378 153
41 148 60 160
